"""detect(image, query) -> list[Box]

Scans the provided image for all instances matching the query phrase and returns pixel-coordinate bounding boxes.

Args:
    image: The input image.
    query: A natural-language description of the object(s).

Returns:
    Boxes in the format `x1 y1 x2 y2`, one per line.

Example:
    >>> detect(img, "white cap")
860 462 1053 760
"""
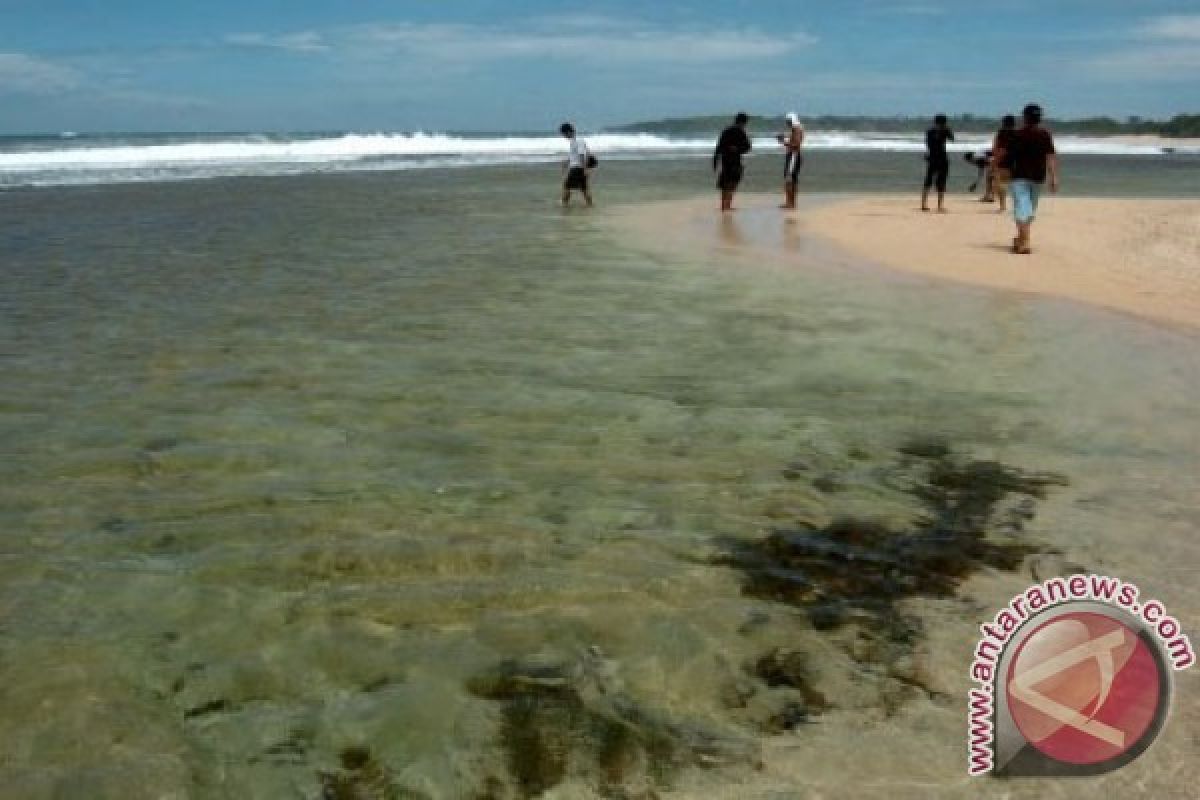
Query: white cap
785 112 799 126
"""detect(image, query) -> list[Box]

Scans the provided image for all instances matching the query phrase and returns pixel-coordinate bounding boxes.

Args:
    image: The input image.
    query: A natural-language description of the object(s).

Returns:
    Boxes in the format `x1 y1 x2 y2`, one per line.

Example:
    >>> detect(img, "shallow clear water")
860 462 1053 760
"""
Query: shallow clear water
1 162 1197 798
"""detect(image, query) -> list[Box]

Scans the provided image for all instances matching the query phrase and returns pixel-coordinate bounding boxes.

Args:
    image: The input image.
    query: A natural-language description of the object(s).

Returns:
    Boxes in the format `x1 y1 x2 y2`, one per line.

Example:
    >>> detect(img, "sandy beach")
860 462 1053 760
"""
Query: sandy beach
805 194 1200 331
609 191 1200 331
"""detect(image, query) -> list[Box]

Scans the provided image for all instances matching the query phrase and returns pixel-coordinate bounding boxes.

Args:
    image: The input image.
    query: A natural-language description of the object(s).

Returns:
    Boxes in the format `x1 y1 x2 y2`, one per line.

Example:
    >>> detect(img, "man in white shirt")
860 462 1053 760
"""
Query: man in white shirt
560 122 593 207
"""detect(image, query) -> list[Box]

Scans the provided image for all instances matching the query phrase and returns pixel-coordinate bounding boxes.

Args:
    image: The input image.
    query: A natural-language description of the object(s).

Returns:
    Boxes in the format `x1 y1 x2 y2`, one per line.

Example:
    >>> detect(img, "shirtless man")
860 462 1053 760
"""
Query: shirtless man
776 112 804 209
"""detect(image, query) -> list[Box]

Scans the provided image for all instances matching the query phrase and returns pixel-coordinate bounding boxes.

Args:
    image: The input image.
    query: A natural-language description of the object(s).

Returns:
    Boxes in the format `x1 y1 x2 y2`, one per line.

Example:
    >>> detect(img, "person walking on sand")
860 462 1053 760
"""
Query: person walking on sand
990 115 1017 212
559 122 594 207
921 114 954 212
713 112 752 212
777 112 805 209
1006 104 1059 254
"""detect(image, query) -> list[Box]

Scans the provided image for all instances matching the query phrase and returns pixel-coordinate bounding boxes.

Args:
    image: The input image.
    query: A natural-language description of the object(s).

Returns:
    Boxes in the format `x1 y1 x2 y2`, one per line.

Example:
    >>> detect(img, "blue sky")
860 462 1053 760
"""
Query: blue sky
1 1 1198 133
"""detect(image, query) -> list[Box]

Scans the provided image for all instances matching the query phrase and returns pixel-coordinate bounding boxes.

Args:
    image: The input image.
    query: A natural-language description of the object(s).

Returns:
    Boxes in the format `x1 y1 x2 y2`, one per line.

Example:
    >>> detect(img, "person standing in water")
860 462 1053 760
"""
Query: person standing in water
921 114 954 212
559 122 593 207
776 112 805 209
713 112 752 212
989 114 1018 213
1005 103 1059 254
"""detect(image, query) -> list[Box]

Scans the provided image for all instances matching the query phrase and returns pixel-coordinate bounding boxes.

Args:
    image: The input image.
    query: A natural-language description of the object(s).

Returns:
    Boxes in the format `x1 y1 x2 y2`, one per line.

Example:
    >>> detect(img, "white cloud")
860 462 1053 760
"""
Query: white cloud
1080 44 1200 80
279 17 815 64
0 52 81 94
0 51 210 117
225 31 329 53
1136 14 1200 41
1075 15 1200 80
1055 13 1200 83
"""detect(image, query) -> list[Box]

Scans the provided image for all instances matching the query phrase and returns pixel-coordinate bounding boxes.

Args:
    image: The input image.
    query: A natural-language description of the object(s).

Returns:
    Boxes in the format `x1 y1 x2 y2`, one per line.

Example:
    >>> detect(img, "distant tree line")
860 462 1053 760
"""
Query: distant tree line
611 113 1200 138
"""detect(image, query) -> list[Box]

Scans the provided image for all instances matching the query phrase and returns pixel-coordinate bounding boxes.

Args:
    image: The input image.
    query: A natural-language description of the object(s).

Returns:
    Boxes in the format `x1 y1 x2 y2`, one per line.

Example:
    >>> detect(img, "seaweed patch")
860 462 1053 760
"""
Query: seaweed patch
467 650 758 798
724 445 1068 632
719 443 1068 729
318 746 416 800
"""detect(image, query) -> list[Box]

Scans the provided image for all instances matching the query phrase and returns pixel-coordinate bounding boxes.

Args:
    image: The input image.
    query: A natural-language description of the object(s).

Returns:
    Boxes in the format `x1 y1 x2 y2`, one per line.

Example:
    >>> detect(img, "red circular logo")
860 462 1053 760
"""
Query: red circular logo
1006 611 1163 765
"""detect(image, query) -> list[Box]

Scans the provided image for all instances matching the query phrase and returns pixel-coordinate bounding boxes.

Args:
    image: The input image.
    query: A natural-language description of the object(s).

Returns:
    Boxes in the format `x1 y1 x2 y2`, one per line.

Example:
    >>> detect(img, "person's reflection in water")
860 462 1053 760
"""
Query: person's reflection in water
781 213 804 252
719 210 745 248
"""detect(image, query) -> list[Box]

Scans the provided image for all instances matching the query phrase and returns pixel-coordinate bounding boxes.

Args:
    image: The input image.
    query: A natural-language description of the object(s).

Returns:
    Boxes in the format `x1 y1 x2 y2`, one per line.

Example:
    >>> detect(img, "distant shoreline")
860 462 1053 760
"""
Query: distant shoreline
608 113 1200 139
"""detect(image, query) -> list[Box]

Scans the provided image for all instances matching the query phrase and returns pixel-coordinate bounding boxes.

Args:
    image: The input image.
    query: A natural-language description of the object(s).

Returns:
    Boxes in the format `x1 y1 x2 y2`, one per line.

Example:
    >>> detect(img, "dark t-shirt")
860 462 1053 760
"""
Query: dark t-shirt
994 128 1016 158
1008 126 1056 183
714 125 752 170
926 126 954 164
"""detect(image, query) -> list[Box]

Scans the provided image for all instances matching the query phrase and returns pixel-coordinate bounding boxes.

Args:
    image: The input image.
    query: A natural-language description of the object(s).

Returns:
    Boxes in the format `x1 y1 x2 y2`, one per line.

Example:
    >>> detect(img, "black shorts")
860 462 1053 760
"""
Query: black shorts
924 159 949 192
785 152 803 185
717 163 743 191
565 166 588 191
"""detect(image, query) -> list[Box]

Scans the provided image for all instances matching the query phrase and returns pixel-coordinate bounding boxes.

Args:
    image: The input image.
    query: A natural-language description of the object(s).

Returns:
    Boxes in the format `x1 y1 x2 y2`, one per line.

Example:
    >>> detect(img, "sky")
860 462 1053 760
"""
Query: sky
1 0 1198 133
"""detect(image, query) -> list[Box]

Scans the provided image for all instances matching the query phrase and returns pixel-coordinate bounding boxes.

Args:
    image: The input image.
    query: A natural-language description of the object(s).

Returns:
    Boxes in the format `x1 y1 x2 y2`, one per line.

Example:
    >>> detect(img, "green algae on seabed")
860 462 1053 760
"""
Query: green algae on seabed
467 650 759 798
318 745 421 800
723 440 1069 631
718 440 1069 729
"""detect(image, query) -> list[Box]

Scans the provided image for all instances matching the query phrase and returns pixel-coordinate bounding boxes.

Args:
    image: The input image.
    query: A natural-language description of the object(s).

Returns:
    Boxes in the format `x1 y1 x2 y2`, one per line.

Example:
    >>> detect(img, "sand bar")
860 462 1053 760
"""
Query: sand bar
613 193 1200 332
806 194 1200 331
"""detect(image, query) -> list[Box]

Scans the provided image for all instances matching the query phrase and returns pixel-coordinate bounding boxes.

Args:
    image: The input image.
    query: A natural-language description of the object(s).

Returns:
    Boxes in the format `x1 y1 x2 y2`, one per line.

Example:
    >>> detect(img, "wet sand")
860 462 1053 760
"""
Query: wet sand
805 194 1200 331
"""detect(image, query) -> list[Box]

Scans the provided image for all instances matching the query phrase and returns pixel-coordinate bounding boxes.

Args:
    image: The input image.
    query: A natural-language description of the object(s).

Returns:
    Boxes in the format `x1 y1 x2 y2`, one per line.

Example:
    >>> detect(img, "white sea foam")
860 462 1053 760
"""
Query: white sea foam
0 131 1191 188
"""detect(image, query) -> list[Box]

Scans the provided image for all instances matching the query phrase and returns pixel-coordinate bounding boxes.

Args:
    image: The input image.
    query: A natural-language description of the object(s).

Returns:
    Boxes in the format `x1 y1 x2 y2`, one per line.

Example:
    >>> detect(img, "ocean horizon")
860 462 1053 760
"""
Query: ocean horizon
3 127 1198 190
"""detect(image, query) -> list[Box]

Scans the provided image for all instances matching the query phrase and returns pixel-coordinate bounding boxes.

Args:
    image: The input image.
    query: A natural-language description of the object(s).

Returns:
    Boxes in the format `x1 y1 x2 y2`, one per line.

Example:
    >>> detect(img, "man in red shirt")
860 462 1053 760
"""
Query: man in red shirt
997 104 1059 254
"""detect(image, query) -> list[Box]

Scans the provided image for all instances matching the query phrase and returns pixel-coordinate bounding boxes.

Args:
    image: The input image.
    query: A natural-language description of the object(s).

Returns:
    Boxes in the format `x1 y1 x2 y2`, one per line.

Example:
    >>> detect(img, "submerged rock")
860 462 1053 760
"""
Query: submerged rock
896 436 951 460
752 649 828 713
318 746 416 800
468 653 757 798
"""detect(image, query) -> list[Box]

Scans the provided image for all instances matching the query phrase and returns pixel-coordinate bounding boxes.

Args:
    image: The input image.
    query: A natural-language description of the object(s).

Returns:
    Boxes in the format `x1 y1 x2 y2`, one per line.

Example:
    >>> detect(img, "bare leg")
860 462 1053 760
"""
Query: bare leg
920 188 930 211
781 183 796 209
937 190 946 212
583 188 593 207
1013 221 1032 253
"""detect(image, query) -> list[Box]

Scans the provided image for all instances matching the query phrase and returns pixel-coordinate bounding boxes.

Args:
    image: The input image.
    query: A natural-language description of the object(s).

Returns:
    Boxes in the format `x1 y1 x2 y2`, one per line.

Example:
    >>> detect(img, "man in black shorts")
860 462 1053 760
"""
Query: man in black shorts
559 122 593 207
777 112 804 210
713 112 752 212
921 114 954 212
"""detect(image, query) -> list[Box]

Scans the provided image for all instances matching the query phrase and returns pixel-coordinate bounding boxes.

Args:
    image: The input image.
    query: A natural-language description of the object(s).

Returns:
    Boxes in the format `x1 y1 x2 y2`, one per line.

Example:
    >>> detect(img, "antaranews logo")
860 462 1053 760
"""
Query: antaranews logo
967 574 1195 777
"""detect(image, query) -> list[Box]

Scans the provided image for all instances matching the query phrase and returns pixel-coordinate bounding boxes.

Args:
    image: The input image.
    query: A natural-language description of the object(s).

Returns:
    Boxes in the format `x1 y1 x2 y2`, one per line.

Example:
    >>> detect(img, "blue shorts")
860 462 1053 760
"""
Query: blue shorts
1010 179 1041 224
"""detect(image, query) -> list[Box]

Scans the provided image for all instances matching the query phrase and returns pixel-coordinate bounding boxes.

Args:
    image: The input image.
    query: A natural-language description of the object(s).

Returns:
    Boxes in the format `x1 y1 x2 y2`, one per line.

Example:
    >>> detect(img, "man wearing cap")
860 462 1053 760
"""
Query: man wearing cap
776 113 805 210
1004 103 1059 254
